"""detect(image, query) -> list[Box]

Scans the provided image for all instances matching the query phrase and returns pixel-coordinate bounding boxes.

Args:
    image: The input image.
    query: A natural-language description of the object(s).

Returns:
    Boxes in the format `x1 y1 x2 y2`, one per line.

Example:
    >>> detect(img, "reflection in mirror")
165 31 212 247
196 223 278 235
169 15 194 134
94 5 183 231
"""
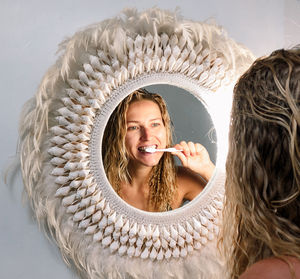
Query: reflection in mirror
102 85 217 212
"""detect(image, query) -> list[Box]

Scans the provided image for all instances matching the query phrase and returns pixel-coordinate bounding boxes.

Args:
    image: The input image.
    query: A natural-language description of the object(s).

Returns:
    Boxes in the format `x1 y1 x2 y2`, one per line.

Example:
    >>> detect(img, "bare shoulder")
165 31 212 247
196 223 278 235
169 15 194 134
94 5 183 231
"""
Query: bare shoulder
176 166 206 201
240 257 300 279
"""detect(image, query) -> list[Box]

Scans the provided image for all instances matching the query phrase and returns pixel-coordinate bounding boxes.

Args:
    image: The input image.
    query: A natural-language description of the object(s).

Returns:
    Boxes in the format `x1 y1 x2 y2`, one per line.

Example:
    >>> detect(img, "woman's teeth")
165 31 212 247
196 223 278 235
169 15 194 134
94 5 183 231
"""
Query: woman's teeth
138 145 157 152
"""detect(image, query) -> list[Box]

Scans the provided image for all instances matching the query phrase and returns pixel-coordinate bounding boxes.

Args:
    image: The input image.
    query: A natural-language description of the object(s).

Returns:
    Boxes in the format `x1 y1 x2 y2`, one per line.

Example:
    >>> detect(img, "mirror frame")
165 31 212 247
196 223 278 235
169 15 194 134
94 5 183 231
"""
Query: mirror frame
19 8 255 278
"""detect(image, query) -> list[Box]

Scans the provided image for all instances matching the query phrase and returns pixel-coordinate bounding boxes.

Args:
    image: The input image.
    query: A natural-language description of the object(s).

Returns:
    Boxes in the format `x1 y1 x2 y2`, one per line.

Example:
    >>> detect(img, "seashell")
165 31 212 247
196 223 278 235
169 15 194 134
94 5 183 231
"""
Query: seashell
86 184 96 195
73 209 85 222
109 241 120 253
200 237 207 245
48 146 66 157
102 235 112 247
177 236 185 248
186 221 194 234
108 212 117 225
89 55 101 71
127 246 135 257
150 247 158 260
161 238 169 250
201 226 208 236
153 238 161 250
162 227 171 241
85 204 95 217
50 136 68 145
96 198 106 211
199 215 208 226
185 233 193 244
81 115 93 126
91 191 101 204
138 225 147 240
206 221 214 232
165 249 172 260
69 171 79 180
129 237 137 246
76 187 87 199
67 203 79 213
56 116 71 126
84 224 97 235
103 204 111 216
88 99 101 109
92 210 102 223
180 247 188 258
180 60 190 73
55 176 69 185
160 56 167 72
169 238 176 248
64 133 78 142
140 247 149 259
93 230 103 242
194 241 202 250
112 230 121 240
51 126 68 135
134 246 142 257
193 217 202 231
70 180 82 189
193 231 201 241
82 176 94 187
62 193 76 206
79 218 91 229
136 237 144 248
122 220 130 235
118 245 127 256
157 249 164 261
51 167 66 176
120 234 129 245
64 162 77 171
50 157 66 166
114 215 124 230
98 216 108 229
152 226 160 240
177 224 186 237
145 239 153 247
213 200 223 210
129 222 137 237
62 151 75 160
172 247 180 258
208 205 218 217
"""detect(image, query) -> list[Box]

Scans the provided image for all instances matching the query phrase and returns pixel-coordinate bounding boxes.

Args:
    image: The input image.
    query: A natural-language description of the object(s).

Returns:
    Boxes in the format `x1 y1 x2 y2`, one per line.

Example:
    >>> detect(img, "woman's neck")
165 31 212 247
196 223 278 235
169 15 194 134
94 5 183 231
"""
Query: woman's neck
127 163 152 188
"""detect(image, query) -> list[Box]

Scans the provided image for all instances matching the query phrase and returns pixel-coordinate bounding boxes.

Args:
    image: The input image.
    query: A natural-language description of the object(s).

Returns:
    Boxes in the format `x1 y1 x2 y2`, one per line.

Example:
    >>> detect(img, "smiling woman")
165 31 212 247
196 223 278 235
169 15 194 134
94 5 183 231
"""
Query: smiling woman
102 89 215 212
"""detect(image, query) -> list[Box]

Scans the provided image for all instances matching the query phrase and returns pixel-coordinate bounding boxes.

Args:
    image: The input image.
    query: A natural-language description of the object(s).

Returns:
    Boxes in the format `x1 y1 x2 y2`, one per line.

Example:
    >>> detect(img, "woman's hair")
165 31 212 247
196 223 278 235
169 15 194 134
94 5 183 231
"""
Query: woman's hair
223 47 300 278
102 88 177 211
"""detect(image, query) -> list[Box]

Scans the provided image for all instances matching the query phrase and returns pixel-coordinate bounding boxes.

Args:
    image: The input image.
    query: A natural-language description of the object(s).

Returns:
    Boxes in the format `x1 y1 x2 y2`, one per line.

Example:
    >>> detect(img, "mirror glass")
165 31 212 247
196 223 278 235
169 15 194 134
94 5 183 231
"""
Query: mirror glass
102 84 217 212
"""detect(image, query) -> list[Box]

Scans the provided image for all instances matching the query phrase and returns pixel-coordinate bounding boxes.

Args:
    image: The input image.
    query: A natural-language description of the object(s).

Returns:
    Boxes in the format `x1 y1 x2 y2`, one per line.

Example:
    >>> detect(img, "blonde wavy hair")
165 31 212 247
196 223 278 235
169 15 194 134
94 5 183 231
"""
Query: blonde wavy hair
102 89 177 211
223 47 300 278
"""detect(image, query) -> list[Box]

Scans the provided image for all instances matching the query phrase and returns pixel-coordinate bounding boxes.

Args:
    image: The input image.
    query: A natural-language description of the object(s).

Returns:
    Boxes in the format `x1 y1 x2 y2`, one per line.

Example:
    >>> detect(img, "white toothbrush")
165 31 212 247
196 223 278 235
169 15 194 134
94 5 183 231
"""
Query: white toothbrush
144 147 183 153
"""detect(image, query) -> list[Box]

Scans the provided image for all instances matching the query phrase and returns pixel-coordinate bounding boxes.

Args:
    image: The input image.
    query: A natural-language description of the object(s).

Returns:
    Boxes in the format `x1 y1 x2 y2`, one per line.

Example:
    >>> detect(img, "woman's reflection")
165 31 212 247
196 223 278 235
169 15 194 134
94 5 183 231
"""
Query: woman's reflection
102 88 215 212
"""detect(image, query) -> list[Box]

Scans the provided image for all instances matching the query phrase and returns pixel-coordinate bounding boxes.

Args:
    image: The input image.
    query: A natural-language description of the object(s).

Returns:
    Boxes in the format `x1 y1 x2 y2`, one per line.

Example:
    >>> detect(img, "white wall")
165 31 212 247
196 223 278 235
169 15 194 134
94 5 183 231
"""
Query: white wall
1 0 299 278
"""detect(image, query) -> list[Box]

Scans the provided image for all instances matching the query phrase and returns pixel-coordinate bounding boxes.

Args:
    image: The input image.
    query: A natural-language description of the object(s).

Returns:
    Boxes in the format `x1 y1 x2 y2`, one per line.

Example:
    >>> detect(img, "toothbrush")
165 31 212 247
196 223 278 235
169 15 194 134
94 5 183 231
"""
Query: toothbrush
144 147 183 153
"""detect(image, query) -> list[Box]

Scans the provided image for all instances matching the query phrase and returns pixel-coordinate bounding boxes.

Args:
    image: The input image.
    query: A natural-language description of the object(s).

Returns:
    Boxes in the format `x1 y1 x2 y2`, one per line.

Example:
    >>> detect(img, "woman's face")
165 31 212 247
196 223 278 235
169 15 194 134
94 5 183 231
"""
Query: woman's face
125 100 167 168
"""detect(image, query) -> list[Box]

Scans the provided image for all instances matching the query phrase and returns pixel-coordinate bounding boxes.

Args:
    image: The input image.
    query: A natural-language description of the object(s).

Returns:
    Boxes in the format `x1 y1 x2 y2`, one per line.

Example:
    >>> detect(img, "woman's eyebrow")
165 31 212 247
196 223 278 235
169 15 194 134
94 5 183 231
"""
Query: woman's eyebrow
127 118 162 123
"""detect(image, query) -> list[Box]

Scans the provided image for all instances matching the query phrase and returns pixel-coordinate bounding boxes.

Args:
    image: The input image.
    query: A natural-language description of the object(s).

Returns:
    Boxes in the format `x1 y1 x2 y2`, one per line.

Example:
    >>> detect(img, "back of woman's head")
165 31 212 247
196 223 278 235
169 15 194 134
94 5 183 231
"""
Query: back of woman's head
224 47 300 278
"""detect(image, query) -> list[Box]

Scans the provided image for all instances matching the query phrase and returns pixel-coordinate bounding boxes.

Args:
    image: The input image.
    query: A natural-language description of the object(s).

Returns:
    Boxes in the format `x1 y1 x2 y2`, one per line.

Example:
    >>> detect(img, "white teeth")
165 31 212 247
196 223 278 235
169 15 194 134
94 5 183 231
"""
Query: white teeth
138 145 156 152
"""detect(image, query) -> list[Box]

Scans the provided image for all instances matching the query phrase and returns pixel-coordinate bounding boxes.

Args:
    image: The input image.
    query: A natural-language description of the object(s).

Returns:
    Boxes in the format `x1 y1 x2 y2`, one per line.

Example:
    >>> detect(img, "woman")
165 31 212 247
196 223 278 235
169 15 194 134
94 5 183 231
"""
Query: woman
223 48 300 278
102 89 215 212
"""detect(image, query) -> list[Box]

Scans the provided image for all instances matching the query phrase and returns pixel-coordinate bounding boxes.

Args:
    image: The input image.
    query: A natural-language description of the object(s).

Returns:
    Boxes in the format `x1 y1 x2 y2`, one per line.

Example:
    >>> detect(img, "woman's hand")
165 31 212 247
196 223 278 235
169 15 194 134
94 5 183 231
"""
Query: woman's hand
171 141 215 181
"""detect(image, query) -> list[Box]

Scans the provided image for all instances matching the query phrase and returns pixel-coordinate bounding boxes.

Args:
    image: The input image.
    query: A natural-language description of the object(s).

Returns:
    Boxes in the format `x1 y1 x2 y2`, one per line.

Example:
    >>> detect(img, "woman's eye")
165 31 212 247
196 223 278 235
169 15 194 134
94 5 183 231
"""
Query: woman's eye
128 126 138 131
152 122 160 127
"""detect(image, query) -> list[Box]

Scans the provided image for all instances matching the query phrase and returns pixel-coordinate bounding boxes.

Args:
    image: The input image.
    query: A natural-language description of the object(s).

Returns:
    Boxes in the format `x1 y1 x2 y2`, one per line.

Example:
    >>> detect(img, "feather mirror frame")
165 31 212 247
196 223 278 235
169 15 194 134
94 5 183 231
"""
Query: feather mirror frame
18 8 255 279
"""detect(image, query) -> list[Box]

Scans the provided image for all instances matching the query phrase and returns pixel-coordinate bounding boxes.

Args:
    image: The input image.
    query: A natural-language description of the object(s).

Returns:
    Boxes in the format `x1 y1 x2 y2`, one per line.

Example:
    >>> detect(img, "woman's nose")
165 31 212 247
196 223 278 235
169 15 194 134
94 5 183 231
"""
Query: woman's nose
140 127 152 140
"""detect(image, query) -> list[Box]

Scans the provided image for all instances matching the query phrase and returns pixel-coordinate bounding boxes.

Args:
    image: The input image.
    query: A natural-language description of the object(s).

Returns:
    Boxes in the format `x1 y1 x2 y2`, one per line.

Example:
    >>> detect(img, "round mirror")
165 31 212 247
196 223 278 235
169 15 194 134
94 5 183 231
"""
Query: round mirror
101 84 217 212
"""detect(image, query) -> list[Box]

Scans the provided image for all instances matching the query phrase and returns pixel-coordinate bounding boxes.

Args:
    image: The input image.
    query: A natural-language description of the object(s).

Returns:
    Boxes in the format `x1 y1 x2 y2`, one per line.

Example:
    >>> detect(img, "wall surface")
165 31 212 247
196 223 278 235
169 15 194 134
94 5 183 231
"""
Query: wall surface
1 0 299 278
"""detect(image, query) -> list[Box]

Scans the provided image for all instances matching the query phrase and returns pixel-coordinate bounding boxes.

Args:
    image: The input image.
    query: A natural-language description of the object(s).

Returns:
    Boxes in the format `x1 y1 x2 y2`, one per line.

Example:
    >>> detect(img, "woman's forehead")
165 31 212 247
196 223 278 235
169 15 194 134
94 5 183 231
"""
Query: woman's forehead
127 100 162 120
